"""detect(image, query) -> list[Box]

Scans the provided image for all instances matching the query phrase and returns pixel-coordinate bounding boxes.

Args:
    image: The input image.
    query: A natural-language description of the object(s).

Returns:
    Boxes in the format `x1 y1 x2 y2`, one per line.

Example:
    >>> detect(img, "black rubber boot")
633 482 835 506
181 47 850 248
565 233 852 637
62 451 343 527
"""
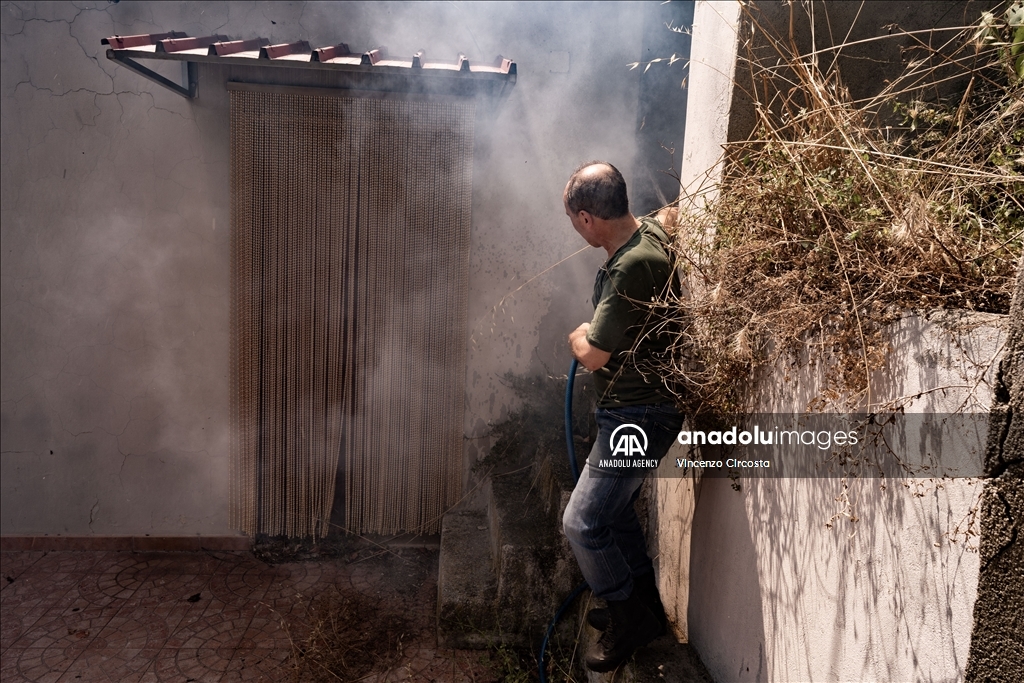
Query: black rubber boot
586 605 609 630
584 589 662 673
587 571 667 635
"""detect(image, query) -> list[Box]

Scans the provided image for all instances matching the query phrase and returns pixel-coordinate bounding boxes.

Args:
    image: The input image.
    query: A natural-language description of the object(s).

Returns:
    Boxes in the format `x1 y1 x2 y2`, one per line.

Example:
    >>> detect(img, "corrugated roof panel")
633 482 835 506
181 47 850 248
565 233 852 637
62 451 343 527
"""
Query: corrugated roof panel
102 31 185 50
311 44 352 62
157 35 229 53
103 32 516 75
360 48 386 66
211 38 270 56
259 41 311 60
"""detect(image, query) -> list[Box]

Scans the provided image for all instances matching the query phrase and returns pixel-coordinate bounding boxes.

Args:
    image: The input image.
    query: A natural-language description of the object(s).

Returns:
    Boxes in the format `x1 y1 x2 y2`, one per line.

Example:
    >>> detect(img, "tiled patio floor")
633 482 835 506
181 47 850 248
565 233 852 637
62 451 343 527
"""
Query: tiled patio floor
1 544 502 682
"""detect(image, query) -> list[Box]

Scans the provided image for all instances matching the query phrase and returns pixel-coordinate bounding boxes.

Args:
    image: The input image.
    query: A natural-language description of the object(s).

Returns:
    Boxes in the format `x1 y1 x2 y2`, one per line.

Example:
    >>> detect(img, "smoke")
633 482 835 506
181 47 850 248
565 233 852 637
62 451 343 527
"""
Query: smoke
0 1 694 534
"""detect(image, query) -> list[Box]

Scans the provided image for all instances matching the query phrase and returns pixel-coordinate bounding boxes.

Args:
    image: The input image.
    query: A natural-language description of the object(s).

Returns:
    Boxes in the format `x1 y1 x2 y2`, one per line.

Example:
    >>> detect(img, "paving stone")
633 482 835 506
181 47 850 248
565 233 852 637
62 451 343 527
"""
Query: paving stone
0 546 510 681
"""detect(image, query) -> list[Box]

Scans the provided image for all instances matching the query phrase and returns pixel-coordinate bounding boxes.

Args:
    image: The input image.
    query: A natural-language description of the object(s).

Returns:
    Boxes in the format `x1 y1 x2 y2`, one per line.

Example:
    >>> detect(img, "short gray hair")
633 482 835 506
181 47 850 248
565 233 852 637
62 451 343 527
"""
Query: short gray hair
565 161 629 220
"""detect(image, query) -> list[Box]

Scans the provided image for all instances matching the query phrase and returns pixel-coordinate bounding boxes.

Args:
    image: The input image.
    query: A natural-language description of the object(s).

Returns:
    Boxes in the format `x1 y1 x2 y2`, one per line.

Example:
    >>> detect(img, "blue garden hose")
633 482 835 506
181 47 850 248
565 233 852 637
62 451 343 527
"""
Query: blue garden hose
538 358 589 683
565 358 581 483
538 580 589 681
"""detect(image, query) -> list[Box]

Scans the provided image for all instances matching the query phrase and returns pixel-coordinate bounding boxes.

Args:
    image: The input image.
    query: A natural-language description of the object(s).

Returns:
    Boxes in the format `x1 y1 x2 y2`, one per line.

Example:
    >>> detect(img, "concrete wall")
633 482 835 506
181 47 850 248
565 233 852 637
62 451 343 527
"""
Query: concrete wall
0 1 681 535
726 1 1001 146
677 0 741 209
679 314 1004 683
653 2 741 640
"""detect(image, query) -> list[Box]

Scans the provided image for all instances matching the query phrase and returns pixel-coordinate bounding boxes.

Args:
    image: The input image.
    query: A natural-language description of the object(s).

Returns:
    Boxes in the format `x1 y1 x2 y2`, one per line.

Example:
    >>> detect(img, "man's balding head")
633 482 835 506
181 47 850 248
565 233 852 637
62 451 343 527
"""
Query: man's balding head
564 161 630 220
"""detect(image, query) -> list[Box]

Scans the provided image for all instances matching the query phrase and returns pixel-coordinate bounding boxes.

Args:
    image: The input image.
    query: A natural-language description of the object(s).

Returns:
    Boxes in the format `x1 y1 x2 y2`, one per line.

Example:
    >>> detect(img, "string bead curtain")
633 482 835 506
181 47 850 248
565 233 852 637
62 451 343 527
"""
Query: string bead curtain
231 89 474 537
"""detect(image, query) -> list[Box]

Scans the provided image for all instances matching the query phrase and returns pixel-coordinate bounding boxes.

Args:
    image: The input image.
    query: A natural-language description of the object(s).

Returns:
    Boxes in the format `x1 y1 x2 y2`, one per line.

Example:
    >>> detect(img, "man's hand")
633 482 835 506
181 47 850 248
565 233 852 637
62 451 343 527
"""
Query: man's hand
569 322 612 372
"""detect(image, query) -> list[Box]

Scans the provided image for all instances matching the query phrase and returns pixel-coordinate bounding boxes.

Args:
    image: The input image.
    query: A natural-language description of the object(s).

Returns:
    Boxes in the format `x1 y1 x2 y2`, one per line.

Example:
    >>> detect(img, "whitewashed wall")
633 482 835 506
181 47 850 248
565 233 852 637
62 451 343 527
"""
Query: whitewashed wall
668 313 1003 682
1 1 653 535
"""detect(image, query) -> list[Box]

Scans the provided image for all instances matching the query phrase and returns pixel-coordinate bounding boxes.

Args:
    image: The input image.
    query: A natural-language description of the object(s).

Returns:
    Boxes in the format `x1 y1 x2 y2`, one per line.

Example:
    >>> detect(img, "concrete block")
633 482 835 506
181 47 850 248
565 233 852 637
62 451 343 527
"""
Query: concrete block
437 505 501 649
490 457 581 636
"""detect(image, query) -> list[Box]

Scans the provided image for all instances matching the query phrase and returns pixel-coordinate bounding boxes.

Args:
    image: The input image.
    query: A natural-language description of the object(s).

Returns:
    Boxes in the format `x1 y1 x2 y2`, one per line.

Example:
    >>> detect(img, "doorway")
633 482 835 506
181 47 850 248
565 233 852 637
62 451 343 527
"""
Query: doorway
230 87 474 537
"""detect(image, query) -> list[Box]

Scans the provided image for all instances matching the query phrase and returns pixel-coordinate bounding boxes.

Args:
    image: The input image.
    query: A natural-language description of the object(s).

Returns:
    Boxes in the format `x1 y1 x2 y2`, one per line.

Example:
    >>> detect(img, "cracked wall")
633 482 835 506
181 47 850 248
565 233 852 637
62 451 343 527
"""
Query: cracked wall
2 0 234 535
1 1 659 535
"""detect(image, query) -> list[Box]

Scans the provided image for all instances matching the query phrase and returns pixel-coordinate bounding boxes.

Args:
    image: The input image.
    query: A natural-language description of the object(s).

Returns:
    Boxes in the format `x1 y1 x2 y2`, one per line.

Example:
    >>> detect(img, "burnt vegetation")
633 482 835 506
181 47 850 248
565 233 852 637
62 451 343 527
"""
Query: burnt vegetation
284 586 411 682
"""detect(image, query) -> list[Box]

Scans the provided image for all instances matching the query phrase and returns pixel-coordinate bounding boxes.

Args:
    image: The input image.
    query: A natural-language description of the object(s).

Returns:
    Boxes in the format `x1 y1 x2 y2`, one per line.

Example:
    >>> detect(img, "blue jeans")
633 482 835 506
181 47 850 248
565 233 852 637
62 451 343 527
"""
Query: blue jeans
562 403 683 601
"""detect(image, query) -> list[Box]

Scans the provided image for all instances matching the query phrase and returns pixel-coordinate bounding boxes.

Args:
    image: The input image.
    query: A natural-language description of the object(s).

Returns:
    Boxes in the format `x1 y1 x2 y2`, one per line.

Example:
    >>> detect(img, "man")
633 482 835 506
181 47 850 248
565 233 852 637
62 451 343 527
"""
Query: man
561 161 683 673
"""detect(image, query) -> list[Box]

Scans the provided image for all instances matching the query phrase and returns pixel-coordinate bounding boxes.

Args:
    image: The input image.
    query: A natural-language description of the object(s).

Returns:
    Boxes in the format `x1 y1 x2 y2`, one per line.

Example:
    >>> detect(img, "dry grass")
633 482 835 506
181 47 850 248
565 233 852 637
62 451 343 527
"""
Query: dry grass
654 2 1023 416
284 586 411 683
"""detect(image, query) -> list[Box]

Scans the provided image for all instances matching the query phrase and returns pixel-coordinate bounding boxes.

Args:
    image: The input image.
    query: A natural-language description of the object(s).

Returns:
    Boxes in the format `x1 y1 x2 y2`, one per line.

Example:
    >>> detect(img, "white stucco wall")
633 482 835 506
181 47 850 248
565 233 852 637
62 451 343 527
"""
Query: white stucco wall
649 3 741 599
653 1 742 643
1 1 656 535
656 314 1004 682
677 0 740 209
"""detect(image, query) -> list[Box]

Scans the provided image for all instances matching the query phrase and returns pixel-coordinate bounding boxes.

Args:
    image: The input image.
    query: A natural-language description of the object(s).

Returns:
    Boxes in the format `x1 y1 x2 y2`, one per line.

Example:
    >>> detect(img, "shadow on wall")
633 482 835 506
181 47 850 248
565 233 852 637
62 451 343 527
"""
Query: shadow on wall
755 475 981 681
684 316 997 682
688 475 767 682
672 1 1005 680
869 311 1005 415
688 470 984 682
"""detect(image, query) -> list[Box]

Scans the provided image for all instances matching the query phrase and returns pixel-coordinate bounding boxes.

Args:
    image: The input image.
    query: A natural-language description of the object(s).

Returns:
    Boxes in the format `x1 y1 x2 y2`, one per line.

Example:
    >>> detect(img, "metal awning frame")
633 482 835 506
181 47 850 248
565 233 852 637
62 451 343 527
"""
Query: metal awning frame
109 52 199 98
102 33 517 100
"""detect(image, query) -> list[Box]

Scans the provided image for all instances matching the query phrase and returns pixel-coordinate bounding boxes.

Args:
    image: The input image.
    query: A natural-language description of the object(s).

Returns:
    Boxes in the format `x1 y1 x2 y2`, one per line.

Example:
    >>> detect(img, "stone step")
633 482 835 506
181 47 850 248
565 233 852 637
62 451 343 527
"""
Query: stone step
490 457 581 637
437 505 502 648
579 620 715 683
438 455 583 649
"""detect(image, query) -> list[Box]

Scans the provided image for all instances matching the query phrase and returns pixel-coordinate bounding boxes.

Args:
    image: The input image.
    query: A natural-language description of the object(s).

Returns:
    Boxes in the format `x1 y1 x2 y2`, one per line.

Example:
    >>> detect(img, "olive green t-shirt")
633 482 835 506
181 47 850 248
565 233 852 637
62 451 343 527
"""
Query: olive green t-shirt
586 218 677 407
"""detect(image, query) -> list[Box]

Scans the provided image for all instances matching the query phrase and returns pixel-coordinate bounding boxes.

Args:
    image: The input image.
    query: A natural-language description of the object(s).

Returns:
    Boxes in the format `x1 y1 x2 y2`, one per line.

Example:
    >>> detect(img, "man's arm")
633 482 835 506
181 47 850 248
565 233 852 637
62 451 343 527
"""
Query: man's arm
569 322 612 371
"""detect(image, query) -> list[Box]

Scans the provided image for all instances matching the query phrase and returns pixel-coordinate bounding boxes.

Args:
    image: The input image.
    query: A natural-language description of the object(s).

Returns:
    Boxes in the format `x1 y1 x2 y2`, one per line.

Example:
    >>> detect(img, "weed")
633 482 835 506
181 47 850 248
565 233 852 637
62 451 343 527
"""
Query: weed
653 2 1022 416
283 586 410 682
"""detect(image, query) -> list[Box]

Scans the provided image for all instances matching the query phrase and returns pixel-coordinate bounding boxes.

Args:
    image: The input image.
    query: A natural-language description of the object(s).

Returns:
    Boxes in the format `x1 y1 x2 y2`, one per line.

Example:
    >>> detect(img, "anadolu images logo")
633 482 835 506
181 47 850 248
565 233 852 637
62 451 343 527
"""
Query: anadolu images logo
610 424 648 457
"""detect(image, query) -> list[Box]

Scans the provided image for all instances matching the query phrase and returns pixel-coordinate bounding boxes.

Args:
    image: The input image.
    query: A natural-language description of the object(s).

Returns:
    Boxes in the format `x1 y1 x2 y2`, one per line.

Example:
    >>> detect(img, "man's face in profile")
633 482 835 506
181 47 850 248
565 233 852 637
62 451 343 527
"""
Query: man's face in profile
564 189 598 248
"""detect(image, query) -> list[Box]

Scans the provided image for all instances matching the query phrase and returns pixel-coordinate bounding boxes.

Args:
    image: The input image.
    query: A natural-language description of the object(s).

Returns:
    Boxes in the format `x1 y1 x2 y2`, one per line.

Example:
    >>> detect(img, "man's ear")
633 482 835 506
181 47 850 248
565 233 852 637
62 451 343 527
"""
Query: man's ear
577 210 593 227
